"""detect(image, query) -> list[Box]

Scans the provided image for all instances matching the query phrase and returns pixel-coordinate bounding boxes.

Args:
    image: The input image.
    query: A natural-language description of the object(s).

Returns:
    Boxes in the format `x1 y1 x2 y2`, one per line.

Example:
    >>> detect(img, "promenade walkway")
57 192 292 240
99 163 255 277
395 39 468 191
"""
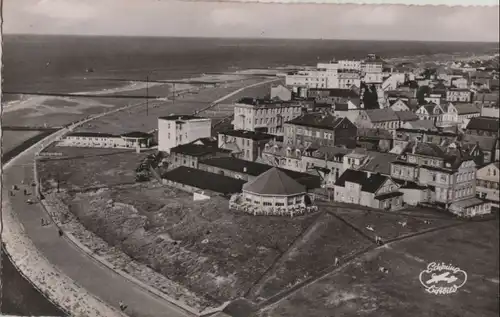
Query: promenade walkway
2 77 280 317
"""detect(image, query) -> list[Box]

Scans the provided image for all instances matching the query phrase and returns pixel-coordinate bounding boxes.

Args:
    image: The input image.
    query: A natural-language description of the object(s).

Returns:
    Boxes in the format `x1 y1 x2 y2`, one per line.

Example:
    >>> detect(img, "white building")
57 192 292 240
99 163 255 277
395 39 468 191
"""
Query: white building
232 98 303 135
476 162 499 208
158 115 212 153
57 131 153 149
446 88 472 102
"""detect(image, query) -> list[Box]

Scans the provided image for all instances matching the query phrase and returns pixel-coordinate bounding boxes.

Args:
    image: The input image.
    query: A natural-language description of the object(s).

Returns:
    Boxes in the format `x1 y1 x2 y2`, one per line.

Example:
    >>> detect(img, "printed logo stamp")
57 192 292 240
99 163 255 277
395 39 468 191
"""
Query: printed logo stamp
419 262 467 295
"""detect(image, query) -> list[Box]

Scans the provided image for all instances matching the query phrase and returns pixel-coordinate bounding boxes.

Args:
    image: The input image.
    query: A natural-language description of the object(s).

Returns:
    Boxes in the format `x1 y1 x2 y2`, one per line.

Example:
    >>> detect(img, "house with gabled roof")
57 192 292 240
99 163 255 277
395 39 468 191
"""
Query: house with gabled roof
284 112 357 149
465 116 500 138
442 103 481 127
334 169 403 210
476 162 500 209
415 103 444 122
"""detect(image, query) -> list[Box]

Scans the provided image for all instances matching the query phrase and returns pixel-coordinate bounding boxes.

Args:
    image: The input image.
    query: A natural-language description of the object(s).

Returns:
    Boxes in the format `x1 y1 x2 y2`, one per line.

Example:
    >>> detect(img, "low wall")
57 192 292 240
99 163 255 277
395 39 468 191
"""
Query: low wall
2 200 126 317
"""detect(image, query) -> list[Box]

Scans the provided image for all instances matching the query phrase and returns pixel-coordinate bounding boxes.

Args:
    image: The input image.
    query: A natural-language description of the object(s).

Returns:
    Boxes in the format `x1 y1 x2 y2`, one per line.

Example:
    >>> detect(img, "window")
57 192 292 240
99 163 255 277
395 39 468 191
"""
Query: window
168 133 171 139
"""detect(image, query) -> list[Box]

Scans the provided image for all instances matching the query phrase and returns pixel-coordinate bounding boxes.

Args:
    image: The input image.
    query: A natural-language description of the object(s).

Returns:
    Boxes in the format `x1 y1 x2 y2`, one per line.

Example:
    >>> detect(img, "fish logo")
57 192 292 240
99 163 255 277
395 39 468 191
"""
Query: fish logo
419 262 467 295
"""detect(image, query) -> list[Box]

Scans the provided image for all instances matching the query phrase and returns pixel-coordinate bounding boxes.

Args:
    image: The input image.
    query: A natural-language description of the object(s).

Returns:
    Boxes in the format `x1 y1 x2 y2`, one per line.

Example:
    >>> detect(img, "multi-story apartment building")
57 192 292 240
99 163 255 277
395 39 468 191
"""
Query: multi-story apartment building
232 98 303 135
218 130 275 162
390 142 480 209
283 112 357 148
476 162 500 208
338 72 361 89
158 115 212 153
446 88 473 102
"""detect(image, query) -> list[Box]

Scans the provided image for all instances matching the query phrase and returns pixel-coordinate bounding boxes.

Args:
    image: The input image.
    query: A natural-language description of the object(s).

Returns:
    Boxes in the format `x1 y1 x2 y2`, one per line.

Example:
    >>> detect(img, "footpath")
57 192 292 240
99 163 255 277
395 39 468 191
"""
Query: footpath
2 76 280 317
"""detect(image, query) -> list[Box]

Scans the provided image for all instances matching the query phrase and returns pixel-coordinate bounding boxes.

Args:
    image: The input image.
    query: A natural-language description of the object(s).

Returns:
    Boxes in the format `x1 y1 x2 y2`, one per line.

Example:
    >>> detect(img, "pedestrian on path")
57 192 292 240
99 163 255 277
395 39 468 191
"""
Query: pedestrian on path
41 218 45 227
119 301 127 311
334 257 339 267
58 229 63 237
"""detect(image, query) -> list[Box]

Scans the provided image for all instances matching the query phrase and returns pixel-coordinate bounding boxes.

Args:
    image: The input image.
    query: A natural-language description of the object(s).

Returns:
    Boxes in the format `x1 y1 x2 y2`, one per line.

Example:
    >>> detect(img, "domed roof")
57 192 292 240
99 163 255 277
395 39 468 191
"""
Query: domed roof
242 167 306 196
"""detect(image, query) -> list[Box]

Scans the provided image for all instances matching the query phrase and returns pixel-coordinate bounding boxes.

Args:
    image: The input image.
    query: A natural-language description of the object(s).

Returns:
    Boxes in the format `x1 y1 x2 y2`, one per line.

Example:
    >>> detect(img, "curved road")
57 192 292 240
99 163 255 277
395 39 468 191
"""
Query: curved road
2 125 193 317
2 77 281 317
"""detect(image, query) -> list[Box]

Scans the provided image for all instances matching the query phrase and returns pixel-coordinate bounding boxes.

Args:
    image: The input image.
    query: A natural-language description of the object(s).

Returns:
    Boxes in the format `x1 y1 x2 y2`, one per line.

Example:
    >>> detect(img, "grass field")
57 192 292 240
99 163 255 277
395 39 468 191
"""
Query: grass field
61 183 319 304
329 206 464 242
256 220 499 317
37 146 152 191
249 213 374 302
1 130 44 154
74 77 275 135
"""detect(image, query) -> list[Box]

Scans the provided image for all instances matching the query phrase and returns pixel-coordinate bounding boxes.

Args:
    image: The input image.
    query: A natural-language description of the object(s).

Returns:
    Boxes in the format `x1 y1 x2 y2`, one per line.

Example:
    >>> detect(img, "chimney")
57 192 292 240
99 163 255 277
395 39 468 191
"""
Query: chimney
412 141 418 154
366 171 372 178
243 167 247 173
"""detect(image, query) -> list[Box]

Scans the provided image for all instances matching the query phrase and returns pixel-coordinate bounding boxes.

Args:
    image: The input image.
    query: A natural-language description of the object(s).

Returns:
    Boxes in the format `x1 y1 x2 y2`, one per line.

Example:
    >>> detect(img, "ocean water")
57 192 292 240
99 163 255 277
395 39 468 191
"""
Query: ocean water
2 34 498 101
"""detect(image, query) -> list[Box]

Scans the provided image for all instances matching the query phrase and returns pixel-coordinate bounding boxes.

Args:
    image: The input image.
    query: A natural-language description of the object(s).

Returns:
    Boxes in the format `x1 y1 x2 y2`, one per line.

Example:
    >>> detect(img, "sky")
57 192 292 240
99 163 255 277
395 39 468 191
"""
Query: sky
3 0 499 42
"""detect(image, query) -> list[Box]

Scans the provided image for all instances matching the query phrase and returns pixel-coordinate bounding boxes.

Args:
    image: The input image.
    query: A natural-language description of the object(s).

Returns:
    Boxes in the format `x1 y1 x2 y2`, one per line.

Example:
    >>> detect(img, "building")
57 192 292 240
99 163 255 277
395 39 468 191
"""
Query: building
158 115 212 153
300 146 349 187
390 142 482 210
307 88 360 107
232 98 303 135
218 130 275 162
476 162 500 208
270 84 293 101
451 77 468 89
284 112 357 148
162 166 245 195
356 108 417 133
465 116 500 137
168 143 231 169
389 98 412 111
480 106 500 118
415 104 444 121
441 103 481 127
446 88 472 102
57 131 153 149
338 72 361 89
357 128 393 152
474 91 499 106
230 167 316 217
463 134 499 164
260 141 306 172
393 128 458 150
198 156 321 189
334 169 403 210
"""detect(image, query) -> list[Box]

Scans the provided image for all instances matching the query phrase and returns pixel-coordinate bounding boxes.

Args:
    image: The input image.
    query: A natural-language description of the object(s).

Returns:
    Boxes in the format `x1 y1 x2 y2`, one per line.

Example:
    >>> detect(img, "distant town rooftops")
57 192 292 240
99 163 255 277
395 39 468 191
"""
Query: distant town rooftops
219 129 276 141
158 114 204 121
453 103 480 115
365 108 399 122
308 88 360 99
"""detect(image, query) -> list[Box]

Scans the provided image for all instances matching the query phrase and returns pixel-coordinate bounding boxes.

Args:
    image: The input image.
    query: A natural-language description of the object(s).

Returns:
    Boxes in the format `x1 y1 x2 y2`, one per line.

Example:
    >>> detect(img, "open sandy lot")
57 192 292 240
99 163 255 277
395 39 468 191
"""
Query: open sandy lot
257 220 499 317
1 130 45 154
60 183 319 304
37 145 153 191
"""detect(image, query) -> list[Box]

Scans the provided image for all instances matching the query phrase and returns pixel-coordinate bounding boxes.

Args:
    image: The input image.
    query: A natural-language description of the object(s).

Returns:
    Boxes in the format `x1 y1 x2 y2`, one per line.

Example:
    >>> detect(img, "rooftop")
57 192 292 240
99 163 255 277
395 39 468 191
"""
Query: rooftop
199 157 270 176
159 114 204 121
466 116 500 132
453 103 480 115
170 143 230 157
121 131 152 138
220 130 276 141
162 166 245 194
67 132 118 138
335 169 389 193
394 111 419 122
242 167 306 196
364 108 399 123
236 97 300 108
286 113 347 130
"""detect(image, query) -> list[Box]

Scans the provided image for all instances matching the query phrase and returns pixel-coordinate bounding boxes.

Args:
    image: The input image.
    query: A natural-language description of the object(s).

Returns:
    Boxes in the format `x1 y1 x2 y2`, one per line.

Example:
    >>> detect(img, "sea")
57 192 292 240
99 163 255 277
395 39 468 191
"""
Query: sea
2 34 499 102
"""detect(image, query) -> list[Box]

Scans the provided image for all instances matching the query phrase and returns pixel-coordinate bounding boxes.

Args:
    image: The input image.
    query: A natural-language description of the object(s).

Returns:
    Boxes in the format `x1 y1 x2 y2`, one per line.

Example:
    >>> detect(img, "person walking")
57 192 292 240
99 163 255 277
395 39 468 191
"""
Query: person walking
58 228 64 237
119 301 127 311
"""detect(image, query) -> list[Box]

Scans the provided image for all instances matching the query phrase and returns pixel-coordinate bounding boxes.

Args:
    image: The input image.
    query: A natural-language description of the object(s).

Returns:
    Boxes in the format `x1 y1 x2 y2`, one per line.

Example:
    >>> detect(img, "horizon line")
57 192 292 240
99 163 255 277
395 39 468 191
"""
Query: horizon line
4 33 500 44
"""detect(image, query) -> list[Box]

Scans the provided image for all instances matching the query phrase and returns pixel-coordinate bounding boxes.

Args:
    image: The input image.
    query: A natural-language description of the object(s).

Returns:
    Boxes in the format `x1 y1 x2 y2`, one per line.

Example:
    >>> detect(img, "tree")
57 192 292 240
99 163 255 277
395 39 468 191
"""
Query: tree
416 85 431 105
362 83 380 109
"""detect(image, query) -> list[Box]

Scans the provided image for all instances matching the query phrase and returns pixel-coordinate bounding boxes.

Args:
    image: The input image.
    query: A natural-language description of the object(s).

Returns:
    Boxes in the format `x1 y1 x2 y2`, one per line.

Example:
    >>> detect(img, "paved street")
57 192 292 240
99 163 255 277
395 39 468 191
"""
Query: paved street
2 129 193 317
